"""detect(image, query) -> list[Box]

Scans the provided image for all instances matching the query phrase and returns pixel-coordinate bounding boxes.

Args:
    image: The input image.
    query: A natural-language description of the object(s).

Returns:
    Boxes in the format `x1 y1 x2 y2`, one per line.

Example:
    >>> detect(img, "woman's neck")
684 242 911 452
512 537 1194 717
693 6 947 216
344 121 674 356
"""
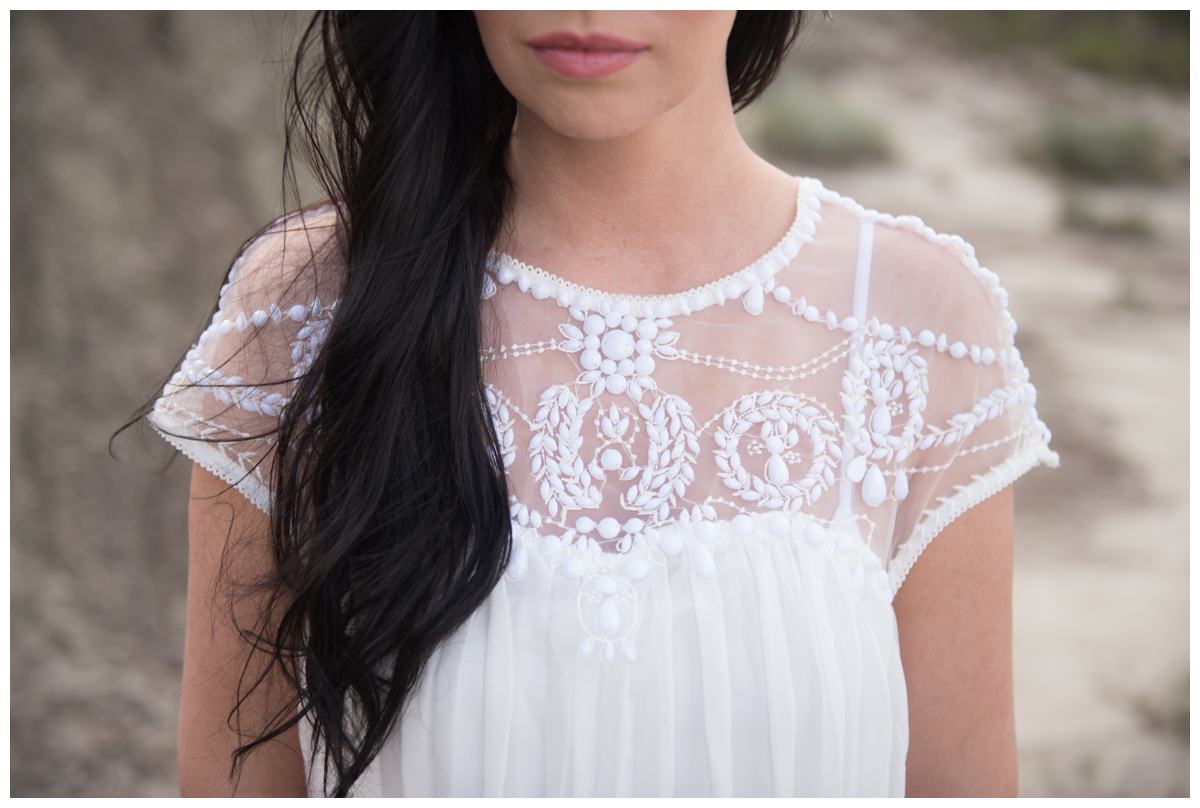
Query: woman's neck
497 69 799 296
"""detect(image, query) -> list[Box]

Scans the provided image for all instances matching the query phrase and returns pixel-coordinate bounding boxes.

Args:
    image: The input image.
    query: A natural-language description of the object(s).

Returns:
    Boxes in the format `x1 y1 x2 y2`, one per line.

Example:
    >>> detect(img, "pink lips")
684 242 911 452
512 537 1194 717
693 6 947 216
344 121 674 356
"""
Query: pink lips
526 30 650 78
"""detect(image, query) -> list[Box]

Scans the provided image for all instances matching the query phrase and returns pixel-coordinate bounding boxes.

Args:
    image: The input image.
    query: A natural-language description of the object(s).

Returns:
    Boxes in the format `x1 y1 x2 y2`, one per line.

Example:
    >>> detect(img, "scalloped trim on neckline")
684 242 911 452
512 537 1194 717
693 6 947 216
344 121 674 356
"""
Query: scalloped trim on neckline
483 174 825 319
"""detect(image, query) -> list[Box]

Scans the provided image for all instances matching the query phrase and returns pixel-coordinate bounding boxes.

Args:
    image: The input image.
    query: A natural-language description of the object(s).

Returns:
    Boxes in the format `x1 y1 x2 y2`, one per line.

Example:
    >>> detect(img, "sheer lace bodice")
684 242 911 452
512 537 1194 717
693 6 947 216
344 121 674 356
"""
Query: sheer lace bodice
147 174 1059 797
477 174 1056 592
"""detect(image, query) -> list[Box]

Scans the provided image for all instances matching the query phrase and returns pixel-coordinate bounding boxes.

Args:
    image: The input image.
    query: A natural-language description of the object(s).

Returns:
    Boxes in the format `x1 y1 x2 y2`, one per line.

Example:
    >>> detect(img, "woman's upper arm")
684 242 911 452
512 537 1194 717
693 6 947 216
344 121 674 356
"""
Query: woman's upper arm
892 486 1018 796
142 206 345 796
177 464 308 797
862 222 1061 795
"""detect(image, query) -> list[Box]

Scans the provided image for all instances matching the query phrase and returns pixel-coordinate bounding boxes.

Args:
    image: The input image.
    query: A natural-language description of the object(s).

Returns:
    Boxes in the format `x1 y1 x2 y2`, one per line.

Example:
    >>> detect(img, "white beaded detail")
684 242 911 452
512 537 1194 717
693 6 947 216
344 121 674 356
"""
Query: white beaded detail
479 339 559 361
779 296 1008 368
148 176 1061 665
676 337 851 382
838 332 931 507
713 390 840 512
174 296 337 418
556 308 680 401
501 508 892 664
483 175 824 318
175 358 290 416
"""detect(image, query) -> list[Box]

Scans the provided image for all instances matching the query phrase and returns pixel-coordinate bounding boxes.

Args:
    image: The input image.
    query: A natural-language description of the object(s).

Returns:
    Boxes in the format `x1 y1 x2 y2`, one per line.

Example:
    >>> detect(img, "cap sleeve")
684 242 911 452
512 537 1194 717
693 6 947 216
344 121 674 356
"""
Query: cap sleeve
145 203 345 515
869 223 1061 594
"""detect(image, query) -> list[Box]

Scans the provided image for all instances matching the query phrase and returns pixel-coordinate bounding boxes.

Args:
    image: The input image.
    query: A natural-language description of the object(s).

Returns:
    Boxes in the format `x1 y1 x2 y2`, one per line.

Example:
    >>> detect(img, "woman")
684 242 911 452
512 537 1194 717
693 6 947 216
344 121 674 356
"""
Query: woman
131 10 1060 797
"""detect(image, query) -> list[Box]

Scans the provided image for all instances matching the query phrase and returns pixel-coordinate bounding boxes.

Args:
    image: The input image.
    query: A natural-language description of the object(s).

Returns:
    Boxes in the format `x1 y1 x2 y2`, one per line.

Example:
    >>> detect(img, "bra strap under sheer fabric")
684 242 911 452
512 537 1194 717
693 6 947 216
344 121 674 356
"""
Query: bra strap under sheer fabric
831 212 876 534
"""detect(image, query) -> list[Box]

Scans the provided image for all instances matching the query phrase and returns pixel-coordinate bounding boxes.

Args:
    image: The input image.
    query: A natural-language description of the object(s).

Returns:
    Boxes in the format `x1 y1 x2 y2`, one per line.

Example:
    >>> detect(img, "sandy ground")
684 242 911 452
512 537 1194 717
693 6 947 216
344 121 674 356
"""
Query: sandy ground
774 12 1189 796
11 11 1187 797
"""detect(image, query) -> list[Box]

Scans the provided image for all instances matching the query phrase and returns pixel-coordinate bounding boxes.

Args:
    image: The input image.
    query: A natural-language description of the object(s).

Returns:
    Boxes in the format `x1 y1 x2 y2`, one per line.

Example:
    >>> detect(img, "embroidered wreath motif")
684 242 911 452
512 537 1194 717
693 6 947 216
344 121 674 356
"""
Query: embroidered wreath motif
714 390 841 511
530 383 602 519
840 333 929 505
620 392 700 522
484 384 517 469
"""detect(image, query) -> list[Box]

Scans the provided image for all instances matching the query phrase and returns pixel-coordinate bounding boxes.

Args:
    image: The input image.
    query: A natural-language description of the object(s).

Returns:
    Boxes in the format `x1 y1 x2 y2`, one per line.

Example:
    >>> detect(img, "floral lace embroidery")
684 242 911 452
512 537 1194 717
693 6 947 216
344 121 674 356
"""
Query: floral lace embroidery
154 176 1059 666
557 310 680 400
484 314 1032 540
476 176 1056 662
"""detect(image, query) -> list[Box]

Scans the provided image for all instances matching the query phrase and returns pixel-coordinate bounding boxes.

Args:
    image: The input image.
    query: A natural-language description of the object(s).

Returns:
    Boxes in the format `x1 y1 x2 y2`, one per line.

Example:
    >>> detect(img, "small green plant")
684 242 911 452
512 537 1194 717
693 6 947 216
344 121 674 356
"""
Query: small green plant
1060 192 1155 239
752 78 894 168
931 11 1188 91
1057 12 1189 91
1130 667 1189 743
1029 112 1176 184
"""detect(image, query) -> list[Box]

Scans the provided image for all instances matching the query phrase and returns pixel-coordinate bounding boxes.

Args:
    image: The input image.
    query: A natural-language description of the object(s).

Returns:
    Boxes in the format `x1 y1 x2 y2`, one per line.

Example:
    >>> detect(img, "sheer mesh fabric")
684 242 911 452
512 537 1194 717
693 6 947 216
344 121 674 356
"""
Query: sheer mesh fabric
475 174 1058 594
147 204 344 514
148 174 1060 599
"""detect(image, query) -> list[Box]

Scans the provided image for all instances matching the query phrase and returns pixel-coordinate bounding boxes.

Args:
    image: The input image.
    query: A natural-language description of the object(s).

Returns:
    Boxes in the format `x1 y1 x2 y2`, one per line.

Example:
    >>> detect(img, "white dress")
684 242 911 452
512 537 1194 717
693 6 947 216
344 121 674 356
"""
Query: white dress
147 174 1061 797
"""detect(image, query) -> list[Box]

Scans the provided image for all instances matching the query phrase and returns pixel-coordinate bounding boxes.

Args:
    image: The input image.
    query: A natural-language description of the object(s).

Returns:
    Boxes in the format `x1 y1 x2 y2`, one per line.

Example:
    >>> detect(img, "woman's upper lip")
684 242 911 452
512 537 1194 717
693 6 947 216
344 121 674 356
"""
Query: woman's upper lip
525 30 649 51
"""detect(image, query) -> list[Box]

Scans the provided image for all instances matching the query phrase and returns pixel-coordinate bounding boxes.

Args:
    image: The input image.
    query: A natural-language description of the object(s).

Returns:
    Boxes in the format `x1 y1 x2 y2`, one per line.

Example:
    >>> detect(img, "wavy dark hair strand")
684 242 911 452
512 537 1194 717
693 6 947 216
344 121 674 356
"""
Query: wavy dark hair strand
112 10 815 797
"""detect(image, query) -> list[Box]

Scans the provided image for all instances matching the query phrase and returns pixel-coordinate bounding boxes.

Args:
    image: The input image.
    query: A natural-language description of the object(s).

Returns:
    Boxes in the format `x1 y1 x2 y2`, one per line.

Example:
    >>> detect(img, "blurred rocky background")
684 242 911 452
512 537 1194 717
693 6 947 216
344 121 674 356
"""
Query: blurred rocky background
12 10 1188 797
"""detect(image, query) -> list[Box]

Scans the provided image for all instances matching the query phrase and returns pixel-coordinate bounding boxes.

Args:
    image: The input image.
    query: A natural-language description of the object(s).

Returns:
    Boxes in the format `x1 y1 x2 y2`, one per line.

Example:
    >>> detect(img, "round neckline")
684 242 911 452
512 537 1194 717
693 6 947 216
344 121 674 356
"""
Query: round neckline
484 174 825 319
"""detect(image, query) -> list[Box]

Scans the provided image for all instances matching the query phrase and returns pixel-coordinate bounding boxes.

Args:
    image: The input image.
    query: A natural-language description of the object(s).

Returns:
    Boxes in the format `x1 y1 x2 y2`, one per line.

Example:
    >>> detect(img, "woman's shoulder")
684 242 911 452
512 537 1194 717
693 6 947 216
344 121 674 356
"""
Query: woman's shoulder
221 200 347 312
808 177 1018 347
145 200 348 513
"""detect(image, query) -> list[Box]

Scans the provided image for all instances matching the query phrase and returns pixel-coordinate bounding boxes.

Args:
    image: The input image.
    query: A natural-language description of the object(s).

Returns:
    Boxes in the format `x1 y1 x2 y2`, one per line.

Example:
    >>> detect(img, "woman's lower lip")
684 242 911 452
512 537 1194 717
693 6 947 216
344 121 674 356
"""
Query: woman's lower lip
530 46 647 78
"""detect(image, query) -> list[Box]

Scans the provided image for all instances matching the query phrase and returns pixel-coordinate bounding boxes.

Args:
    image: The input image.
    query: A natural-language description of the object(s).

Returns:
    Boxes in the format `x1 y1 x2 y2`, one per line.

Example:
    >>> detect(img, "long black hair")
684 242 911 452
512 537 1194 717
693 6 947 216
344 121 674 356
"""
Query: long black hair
114 10 816 796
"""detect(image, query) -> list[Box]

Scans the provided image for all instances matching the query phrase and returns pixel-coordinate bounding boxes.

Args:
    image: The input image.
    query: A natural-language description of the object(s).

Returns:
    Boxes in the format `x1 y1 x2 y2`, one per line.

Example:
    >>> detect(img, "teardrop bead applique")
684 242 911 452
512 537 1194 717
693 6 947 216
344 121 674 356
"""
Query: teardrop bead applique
742 281 766 315
766 452 791 486
870 404 892 436
862 464 888 508
846 453 868 483
691 545 718 580
595 596 621 634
